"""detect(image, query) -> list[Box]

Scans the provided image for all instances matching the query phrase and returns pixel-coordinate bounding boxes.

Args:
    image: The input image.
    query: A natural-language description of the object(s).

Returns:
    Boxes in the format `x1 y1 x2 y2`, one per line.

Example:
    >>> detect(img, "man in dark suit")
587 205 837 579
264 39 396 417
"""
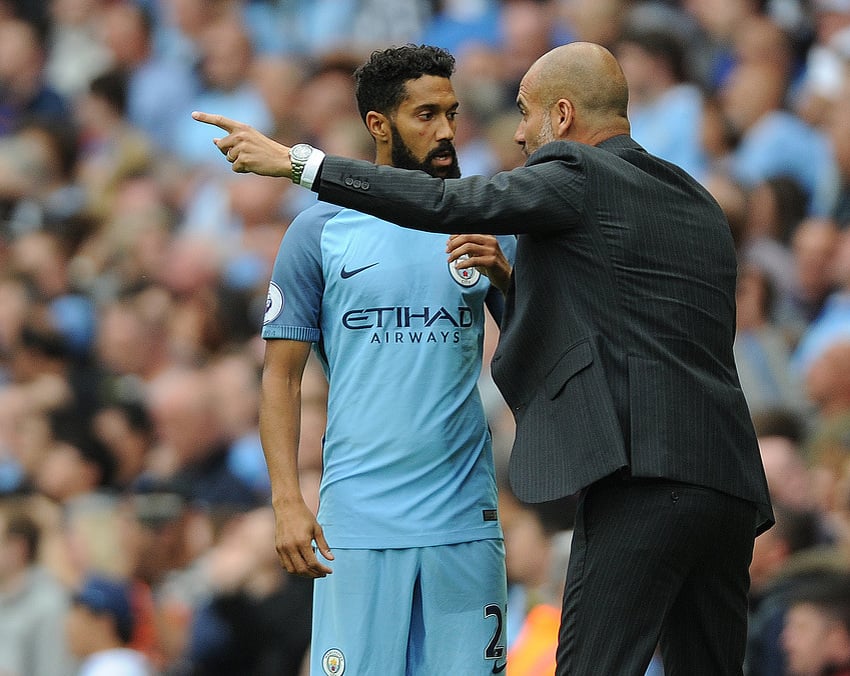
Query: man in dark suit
194 41 773 675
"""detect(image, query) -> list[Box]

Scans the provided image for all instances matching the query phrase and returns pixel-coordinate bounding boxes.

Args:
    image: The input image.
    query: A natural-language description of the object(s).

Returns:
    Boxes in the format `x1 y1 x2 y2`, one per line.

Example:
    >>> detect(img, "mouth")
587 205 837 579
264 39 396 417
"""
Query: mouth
428 147 456 167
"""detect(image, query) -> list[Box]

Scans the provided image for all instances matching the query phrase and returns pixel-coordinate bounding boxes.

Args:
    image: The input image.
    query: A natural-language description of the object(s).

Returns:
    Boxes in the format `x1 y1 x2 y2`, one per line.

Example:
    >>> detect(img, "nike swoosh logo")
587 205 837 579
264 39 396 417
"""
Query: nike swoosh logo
340 262 379 279
492 662 506 674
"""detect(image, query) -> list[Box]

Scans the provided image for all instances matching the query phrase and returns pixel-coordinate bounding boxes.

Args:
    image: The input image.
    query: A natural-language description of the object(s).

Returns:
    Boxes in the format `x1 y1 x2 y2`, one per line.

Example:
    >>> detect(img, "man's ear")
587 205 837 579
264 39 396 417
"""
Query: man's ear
366 111 390 143
554 99 574 138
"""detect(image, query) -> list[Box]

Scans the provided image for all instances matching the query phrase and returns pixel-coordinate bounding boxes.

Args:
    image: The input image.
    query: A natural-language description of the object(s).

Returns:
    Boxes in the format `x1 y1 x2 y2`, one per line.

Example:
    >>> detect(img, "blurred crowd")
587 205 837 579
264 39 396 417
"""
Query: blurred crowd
0 0 849 674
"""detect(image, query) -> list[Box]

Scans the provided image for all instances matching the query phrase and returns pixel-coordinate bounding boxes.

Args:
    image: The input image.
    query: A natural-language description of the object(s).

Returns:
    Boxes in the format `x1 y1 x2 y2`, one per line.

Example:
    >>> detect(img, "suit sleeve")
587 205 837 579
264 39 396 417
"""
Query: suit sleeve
314 149 585 236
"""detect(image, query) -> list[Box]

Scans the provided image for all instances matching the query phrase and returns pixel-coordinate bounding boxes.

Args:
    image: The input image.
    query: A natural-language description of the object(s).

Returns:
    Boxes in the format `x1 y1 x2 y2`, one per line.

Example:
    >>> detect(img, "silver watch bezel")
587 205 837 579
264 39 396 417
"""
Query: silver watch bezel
290 143 313 163
290 143 313 185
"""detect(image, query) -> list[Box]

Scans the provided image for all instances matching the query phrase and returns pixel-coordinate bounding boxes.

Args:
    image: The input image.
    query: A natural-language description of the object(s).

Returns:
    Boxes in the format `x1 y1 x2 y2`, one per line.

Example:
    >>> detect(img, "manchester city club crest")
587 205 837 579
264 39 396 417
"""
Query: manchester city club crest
322 648 346 675
449 254 480 287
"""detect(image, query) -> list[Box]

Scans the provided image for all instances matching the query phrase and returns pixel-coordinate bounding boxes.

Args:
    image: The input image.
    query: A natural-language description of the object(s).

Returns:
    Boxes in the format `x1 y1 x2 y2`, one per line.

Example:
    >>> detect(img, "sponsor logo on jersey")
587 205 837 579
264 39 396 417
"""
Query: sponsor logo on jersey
340 262 379 278
264 281 284 325
449 254 480 287
342 305 473 330
341 305 474 345
321 648 345 675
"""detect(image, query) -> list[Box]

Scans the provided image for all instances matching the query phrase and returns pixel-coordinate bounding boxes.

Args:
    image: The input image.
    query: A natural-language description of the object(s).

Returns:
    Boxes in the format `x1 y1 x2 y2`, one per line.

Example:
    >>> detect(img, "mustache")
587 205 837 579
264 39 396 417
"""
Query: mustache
425 142 457 163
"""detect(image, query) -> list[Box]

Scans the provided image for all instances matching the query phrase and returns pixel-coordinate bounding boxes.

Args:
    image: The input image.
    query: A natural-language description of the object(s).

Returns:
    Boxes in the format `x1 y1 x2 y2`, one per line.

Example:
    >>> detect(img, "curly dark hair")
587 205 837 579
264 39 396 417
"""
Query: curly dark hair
354 44 456 123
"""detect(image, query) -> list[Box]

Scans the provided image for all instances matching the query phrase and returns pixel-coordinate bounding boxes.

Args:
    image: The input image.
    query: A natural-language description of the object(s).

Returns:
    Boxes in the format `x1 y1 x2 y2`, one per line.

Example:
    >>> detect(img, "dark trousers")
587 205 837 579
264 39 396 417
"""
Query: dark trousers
556 475 757 675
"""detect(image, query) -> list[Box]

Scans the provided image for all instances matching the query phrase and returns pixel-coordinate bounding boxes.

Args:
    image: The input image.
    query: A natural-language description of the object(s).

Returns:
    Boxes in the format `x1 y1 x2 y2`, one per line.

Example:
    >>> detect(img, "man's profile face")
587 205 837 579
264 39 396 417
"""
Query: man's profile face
513 69 556 157
388 75 460 178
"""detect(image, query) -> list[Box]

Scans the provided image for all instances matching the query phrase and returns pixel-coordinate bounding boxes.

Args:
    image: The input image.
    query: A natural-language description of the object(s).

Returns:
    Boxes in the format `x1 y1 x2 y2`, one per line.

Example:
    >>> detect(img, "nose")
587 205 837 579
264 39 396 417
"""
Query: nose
513 121 525 147
437 114 455 141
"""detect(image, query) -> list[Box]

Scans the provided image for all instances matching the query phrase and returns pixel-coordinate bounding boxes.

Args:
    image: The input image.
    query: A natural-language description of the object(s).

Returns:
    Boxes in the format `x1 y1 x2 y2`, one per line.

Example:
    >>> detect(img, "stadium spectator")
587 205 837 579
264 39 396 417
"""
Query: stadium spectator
0 496 74 676
171 13 272 170
66 573 154 676
733 264 809 417
719 57 839 217
97 0 198 150
0 16 70 135
614 26 708 180
781 571 850 676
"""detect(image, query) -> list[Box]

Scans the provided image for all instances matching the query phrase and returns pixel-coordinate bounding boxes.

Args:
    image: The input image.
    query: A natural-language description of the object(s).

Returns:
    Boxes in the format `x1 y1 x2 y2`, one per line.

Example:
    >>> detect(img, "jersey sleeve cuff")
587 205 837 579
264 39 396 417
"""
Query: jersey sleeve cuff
262 326 320 342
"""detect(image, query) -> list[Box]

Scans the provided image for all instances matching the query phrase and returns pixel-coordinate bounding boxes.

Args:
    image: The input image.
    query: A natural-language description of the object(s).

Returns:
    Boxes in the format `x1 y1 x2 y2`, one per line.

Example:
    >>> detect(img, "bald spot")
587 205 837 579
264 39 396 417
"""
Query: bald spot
532 42 629 126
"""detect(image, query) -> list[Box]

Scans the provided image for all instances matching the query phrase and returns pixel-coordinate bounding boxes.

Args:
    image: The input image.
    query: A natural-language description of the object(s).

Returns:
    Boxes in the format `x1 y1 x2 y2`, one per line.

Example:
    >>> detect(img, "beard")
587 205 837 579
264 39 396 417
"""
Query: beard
526 116 556 156
390 125 461 178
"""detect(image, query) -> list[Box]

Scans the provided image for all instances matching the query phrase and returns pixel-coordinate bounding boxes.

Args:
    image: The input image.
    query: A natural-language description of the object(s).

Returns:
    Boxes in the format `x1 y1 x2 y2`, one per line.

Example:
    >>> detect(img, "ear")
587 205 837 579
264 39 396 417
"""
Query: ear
553 99 574 138
365 111 390 143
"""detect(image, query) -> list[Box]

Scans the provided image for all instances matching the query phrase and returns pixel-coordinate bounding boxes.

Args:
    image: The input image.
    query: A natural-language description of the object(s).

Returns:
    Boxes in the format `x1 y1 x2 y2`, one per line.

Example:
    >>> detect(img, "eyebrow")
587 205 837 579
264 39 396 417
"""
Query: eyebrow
413 101 459 113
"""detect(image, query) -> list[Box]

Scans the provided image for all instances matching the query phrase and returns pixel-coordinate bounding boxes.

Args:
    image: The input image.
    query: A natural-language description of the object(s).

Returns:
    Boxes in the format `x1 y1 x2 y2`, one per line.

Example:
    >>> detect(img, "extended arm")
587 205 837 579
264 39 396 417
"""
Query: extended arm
191 111 582 236
259 339 333 578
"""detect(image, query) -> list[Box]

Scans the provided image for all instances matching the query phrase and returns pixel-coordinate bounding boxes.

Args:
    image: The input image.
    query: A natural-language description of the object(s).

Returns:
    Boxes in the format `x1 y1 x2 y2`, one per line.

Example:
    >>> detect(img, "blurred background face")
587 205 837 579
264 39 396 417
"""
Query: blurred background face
98 2 148 67
720 62 785 133
199 18 253 92
615 41 663 105
65 602 95 657
805 342 850 409
34 442 98 501
792 220 839 301
782 603 839 676
95 304 150 376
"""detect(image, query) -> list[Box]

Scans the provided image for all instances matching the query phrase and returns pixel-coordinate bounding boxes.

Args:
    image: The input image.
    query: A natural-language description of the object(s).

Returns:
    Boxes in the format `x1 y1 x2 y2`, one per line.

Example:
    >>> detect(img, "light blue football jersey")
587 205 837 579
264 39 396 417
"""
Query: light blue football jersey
262 202 516 548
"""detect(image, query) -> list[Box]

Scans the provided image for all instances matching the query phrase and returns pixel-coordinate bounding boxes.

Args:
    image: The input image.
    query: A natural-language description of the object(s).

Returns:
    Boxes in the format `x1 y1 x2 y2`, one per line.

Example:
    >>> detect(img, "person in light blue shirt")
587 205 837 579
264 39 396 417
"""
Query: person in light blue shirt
258 45 514 675
100 1 199 151
721 60 840 217
615 27 709 182
172 15 273 169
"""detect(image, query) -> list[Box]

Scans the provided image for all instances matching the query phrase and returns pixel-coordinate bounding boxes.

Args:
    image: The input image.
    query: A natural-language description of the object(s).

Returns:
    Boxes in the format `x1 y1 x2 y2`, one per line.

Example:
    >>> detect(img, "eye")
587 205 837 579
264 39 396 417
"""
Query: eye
418 111 434 121
447 111 458 121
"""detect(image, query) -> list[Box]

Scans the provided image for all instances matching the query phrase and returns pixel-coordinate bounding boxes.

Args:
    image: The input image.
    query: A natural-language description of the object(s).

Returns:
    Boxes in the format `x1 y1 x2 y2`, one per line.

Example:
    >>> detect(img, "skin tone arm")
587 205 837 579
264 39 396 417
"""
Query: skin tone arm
191 111 512 292
259 338 333 578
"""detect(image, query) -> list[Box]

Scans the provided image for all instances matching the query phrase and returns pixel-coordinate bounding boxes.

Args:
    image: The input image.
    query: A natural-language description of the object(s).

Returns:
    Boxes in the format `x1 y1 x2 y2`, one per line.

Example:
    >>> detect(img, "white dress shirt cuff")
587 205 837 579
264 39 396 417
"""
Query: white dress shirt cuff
299 149 326 190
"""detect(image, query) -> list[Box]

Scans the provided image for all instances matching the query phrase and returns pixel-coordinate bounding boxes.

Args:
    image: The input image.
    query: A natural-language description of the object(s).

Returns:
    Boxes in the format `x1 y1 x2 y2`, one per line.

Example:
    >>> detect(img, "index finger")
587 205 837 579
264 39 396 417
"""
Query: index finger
191 110 239 133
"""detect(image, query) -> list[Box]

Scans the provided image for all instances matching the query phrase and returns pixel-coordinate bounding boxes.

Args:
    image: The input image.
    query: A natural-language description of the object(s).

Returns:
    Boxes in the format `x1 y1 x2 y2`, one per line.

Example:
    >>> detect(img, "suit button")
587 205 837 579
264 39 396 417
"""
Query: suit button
353 179 362 188
344 177 354 186
361 181 370 189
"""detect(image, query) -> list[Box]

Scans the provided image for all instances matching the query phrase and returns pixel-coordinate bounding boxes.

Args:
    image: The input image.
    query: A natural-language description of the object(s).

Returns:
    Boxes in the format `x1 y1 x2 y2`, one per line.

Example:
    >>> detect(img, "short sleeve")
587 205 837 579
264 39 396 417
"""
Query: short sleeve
261 203 341 342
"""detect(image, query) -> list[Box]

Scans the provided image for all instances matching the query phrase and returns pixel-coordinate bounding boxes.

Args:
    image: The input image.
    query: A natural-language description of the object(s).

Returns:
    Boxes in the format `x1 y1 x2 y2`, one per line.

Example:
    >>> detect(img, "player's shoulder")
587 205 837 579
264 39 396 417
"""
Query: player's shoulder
283 201 347 250
289 200 346 230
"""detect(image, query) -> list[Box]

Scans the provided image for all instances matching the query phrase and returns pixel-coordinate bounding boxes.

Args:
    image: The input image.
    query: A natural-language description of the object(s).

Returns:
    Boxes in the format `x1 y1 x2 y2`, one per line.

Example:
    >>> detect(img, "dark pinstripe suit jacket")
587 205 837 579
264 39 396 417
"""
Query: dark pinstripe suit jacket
316 134 773 533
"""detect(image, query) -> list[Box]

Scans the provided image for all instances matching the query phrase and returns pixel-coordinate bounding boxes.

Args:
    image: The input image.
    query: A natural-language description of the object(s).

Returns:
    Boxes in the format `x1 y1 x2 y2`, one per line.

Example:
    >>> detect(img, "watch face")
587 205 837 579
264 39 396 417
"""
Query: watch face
291 144 312 161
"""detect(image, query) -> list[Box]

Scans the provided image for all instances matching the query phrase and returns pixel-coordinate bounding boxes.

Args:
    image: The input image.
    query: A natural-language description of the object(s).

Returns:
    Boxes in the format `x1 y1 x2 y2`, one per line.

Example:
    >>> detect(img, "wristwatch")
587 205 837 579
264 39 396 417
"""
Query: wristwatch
289 143 314 185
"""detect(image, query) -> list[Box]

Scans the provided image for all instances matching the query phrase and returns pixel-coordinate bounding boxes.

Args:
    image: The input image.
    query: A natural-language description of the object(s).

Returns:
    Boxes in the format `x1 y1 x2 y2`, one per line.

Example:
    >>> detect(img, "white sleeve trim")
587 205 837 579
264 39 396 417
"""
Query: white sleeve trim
299 149 326 189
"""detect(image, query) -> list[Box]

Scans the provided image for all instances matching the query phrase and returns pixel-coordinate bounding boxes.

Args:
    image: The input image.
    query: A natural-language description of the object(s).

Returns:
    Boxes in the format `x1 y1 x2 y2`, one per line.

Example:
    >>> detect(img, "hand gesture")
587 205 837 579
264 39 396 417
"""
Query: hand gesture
192 111 292 177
